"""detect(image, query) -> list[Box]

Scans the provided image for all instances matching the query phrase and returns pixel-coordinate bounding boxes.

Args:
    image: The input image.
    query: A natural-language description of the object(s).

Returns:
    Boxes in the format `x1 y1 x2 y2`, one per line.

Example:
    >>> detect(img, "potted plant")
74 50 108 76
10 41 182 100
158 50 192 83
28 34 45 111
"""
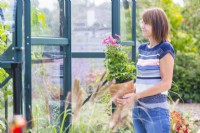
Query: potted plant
102 34 136 98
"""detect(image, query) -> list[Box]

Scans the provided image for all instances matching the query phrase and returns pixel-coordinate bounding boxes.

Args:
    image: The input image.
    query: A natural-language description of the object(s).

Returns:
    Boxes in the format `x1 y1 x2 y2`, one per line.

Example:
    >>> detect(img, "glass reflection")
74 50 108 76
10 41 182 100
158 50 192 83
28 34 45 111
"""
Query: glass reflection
72 58 104 93
72 0 112 52
120 0 132 41
31 45 64 131
31 0 60 37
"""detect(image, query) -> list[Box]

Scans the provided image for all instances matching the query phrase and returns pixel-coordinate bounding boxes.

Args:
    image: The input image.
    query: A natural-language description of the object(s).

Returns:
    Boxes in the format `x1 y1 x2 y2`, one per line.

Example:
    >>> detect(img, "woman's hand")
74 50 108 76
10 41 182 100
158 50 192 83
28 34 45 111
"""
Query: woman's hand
115 93 140 106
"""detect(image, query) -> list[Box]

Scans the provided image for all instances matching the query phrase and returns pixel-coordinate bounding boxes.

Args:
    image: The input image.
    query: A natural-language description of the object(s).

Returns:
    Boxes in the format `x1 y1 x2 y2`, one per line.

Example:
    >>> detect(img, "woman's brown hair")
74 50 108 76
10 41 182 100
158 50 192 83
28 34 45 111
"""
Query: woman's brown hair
142 8 170 42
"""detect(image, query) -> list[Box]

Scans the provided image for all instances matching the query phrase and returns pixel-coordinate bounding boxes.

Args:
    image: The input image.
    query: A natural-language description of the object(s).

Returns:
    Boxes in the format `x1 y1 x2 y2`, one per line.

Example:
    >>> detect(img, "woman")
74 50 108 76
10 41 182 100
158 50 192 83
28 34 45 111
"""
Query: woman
116 8 175 133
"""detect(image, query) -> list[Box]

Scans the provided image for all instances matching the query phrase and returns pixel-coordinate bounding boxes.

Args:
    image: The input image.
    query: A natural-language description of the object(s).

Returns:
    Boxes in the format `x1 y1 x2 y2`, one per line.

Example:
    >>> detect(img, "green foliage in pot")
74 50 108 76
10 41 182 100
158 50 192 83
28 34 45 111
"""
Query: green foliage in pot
102 35 136 83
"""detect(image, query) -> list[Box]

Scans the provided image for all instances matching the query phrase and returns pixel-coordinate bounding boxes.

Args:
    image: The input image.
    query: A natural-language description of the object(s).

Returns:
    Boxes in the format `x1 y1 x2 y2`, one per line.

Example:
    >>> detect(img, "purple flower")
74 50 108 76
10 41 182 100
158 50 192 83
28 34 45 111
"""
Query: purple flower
102 38 108 45
102 36 118 46
115 34 121 39
107 36 114 44
111 39 117 44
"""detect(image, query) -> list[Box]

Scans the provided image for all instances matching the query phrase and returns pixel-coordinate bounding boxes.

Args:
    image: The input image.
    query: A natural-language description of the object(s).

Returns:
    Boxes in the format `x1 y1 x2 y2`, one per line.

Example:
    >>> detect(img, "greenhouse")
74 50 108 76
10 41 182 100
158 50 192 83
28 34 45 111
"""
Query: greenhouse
0 0 200 133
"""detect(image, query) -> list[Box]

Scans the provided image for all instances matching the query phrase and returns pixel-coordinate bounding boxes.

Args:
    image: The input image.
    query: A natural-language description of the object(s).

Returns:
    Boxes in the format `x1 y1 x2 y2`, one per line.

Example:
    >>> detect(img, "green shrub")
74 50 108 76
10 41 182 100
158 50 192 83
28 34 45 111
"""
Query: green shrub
170 51 200 102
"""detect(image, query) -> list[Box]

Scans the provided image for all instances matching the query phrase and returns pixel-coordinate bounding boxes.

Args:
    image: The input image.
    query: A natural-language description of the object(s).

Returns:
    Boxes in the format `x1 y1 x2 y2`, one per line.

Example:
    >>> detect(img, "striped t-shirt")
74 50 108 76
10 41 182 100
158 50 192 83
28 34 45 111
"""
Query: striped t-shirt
136 41 175 109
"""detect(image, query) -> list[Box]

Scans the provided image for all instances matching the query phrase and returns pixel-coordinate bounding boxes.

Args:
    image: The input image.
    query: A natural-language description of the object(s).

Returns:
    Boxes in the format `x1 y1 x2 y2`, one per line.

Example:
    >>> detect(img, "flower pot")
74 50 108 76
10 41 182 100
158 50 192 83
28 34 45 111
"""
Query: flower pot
109 80 134 98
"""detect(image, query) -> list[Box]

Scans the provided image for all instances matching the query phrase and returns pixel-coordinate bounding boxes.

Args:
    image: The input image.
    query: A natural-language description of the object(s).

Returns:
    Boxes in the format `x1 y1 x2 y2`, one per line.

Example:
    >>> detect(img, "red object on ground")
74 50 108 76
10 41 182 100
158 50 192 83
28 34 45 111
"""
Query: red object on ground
10 115 27 133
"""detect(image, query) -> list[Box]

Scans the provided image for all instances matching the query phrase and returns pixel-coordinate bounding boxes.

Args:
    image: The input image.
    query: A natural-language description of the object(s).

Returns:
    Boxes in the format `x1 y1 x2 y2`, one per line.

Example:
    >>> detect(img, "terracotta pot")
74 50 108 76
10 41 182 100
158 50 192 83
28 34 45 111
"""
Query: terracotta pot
109 80 134 98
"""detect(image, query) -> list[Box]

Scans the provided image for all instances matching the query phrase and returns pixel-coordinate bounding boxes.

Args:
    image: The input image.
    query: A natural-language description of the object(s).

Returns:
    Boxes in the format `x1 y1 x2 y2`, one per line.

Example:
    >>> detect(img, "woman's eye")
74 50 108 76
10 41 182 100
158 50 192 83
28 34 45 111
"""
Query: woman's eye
140 20 144 24
140 20 147 25
143 21 147 24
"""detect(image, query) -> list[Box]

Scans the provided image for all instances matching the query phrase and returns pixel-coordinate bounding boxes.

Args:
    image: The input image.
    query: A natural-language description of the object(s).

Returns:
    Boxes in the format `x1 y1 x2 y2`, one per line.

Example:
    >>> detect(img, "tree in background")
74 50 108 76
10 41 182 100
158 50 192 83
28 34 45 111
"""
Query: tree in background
182 0 200 51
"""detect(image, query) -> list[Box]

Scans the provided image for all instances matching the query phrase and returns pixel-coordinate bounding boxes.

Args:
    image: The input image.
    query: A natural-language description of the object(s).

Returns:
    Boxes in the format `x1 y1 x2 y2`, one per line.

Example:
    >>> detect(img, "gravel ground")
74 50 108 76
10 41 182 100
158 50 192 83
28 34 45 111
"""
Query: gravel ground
175 103 200 133
174 103 200 131
175 103 200 121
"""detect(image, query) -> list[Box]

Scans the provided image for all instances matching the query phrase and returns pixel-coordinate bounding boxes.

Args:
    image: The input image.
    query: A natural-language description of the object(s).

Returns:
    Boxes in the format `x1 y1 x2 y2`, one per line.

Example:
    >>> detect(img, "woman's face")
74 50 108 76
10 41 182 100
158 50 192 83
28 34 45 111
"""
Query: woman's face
140 19 153 39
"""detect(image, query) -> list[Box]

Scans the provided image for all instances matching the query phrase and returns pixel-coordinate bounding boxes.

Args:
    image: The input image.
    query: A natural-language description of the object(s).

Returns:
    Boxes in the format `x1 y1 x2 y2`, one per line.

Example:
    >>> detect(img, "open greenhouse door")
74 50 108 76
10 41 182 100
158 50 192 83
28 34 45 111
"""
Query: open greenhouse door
24 0 71 132
0 0 23 132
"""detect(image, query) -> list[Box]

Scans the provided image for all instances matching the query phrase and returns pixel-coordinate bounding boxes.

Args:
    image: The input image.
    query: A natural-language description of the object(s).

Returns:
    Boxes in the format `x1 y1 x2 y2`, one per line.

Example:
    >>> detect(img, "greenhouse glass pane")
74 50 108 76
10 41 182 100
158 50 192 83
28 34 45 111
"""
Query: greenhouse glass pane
0 1 16 127
72 58 105 93
72 0 111 52
0 0 15 59
31 45 64 131
120 0 132 41
0 79 13 127
31 0 60 37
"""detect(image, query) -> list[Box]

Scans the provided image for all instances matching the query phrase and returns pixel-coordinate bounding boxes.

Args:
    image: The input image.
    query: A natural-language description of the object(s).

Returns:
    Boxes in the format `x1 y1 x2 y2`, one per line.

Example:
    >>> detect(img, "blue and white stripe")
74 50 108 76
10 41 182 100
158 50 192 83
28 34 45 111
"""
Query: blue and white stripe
135 42 175 109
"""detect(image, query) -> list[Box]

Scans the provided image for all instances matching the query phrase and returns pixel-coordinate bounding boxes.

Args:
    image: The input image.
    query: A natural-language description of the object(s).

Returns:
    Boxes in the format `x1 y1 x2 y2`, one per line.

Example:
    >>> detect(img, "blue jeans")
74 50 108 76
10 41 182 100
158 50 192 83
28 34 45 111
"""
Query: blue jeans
132 102 170 133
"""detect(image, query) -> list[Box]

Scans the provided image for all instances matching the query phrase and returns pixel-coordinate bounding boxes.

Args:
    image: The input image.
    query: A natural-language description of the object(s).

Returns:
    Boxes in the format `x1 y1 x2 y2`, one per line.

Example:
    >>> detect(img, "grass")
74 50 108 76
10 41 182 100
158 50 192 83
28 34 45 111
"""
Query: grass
1 71 199 132
28 71 134 133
